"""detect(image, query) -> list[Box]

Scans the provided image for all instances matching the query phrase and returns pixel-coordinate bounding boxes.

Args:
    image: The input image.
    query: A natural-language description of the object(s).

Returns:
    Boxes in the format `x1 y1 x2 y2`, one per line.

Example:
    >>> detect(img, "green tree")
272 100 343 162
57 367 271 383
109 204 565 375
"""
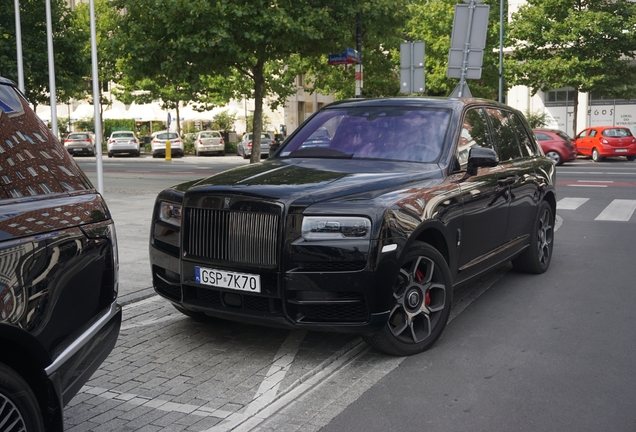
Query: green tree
508 0 636 133
212 109 238 144
299 3 409 100
111 0 401 163
0 0 89 108
404 0 506 99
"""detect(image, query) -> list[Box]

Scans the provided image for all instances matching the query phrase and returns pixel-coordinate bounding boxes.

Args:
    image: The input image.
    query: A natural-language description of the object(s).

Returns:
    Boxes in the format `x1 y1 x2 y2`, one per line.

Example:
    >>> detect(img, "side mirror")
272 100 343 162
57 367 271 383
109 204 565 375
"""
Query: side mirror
466 147 498 176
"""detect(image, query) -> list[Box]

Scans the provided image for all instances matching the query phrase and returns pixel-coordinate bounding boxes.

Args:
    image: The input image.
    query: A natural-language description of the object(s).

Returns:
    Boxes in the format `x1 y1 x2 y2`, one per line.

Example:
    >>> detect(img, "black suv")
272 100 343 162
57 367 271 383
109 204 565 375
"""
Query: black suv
0 77 121 430
150 97 556 356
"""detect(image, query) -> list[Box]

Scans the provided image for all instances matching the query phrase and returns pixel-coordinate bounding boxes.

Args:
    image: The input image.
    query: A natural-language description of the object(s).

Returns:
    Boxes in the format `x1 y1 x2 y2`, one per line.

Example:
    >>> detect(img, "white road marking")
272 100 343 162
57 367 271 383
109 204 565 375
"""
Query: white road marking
567 184 607 187
557 197 589 210
577 180 613 183
595 199 636 221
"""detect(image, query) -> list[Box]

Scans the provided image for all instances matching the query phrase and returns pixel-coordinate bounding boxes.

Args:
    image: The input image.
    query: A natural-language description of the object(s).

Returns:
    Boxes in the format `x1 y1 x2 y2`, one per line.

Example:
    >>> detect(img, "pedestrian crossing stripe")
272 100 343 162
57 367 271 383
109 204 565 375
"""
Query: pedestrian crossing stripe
557 197 589 210
557 197 636 222
595 200 636 221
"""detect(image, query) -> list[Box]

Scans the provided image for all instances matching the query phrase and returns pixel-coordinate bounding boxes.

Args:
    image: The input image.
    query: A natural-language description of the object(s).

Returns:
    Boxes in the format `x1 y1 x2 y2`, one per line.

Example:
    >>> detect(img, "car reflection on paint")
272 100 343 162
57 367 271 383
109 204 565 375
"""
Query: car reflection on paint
0 76 121 430
150 97 556 357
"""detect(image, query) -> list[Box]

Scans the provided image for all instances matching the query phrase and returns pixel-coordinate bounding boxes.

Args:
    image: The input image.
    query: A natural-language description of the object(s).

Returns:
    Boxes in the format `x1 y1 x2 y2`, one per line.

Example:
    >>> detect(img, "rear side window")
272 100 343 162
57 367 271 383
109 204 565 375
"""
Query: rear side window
507 112 538 157
534 132 551 141
485 108 523 162
0 83 89 200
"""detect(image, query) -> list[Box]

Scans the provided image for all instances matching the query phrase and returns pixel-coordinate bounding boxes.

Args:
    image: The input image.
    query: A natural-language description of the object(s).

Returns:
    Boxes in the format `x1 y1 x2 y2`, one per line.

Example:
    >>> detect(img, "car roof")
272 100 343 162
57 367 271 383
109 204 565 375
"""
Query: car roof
322 96 507 112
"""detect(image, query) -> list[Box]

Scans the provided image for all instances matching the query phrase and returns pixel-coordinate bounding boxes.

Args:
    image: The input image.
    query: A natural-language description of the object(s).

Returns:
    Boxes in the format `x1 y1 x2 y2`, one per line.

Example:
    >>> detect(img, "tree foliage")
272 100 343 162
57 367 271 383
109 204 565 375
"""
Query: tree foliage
0 0 88 107
299 1 409 99
111 0 399 162
404 0 506 99
508 0 636 132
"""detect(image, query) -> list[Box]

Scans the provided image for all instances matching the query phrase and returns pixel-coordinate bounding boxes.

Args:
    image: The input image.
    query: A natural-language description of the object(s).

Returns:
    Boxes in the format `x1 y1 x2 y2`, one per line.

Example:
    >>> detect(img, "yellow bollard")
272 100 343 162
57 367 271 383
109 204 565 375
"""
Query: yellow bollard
165 140 172 161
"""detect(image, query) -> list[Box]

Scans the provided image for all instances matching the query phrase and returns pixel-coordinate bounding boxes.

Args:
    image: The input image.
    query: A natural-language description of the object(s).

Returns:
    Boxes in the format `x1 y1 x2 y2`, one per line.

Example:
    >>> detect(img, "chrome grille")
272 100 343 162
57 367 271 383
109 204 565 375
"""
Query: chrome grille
185 207 279 267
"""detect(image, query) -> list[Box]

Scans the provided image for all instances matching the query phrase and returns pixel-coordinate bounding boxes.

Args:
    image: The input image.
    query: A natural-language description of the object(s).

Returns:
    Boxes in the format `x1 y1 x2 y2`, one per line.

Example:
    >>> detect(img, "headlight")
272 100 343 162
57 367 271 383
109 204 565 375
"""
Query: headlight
301 216 371 241
159 202 182 227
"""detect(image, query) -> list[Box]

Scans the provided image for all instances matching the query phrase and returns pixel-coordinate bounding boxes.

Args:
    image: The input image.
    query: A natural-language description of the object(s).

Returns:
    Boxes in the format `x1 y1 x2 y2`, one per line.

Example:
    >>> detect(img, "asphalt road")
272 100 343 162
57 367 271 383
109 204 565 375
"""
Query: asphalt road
64 155 636 431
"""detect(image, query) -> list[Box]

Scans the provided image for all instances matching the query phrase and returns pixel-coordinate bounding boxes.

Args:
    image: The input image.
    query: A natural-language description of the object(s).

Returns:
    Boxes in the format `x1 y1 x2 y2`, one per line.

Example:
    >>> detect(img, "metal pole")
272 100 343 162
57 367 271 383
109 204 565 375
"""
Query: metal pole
458 0 476 98
45 0 58 139
14 0 24 93
89 0 104 193
355 12 363 98
498 0 504 103
410 43 414 97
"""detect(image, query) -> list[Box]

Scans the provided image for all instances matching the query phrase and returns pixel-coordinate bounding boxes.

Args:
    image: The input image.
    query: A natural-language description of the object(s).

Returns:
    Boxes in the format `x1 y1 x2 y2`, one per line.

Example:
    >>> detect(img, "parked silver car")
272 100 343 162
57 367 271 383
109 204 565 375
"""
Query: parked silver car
107 131 140 157
237 132 273 159
194 130 225 156
64 132 96 156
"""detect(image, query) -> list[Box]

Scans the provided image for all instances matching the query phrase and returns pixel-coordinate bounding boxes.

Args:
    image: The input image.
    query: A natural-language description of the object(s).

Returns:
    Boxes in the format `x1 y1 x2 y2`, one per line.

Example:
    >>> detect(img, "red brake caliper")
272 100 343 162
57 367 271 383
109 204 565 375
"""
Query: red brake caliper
416 269 431 306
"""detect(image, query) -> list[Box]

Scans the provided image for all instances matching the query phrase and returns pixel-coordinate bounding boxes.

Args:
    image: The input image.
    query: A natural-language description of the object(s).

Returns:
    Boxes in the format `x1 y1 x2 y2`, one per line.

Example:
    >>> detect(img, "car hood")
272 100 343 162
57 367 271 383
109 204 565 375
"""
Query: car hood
171 158 443 205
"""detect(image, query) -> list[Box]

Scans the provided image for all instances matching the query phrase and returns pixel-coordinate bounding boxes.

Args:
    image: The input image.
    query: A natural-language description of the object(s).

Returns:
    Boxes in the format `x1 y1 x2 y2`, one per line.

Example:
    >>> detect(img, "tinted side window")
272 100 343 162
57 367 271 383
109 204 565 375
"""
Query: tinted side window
576 130 587 138
507 112 538 157
485 108 523 162
589 130 597 137
535 133 551 141
1 83 89 200
457 108 493 170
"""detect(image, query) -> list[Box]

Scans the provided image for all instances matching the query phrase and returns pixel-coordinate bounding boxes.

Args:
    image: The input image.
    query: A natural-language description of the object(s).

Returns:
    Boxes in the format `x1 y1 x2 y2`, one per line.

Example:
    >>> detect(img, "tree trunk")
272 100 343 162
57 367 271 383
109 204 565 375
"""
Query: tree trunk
251 61 264 164
572 89 579 137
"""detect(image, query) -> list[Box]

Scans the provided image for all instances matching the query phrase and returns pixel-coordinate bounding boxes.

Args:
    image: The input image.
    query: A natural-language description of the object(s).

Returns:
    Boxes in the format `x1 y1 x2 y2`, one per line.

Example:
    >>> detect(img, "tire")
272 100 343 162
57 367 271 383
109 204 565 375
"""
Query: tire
173 304 216 322
0 363 45 432
512 200 554 274
363 242 452 356
108 152 113 158
545 151 562 166
592 148 602 162
219 150 225 156
243 152 250 160
627 156 635 161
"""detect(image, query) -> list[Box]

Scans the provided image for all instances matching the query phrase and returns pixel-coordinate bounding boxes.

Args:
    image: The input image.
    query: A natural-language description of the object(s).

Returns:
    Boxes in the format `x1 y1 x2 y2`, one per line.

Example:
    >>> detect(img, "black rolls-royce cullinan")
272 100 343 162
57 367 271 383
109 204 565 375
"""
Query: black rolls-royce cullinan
150 97 556 356
0 77 121 430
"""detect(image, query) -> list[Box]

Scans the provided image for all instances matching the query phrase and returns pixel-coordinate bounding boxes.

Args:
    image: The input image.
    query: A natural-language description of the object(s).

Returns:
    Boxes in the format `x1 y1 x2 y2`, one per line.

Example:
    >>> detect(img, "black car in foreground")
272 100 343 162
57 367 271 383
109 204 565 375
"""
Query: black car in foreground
0 77 121 430
150 97 556 356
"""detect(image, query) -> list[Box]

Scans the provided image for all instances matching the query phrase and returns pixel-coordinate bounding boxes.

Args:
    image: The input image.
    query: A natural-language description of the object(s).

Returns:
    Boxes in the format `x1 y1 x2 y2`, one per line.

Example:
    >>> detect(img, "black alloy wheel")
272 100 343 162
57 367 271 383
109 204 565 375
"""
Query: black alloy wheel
0 363 44 432
512 200 554 274
363 242 452 356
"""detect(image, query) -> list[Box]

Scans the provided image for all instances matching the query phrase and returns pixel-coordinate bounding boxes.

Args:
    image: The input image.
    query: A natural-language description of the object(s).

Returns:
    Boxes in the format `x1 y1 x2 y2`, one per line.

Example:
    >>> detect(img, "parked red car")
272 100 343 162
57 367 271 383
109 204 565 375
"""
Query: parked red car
574 126 636 162
533 129 577 165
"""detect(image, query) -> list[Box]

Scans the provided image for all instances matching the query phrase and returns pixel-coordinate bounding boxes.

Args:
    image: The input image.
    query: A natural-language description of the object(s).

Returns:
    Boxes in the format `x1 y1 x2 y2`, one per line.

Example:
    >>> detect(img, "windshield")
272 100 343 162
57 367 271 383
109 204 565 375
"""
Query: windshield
113 132 134 138
69 133 90 140
278 107 451 162
200 132 220 138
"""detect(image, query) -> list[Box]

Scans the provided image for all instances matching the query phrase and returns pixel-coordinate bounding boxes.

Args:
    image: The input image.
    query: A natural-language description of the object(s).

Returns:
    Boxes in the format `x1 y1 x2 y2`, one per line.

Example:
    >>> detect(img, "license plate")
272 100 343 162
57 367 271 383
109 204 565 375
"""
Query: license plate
615 149 628 153
195 266 261 293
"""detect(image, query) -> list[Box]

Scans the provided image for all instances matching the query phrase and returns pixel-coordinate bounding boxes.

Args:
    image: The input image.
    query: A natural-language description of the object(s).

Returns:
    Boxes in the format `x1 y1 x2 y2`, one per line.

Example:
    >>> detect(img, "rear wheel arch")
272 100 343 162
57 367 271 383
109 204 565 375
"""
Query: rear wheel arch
0 338 52 425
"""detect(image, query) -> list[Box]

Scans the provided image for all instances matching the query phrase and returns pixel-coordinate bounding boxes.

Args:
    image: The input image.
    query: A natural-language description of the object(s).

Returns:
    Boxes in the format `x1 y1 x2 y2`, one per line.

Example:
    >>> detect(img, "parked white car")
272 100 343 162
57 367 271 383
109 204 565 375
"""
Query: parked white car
107 131 140 157
194 130 225 156
151 131 184 158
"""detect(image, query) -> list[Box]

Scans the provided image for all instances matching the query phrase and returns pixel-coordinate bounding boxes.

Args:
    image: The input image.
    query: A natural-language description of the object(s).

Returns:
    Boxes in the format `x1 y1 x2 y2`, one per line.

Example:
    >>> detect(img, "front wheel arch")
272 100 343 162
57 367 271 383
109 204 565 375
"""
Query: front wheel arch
363 241 453 356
